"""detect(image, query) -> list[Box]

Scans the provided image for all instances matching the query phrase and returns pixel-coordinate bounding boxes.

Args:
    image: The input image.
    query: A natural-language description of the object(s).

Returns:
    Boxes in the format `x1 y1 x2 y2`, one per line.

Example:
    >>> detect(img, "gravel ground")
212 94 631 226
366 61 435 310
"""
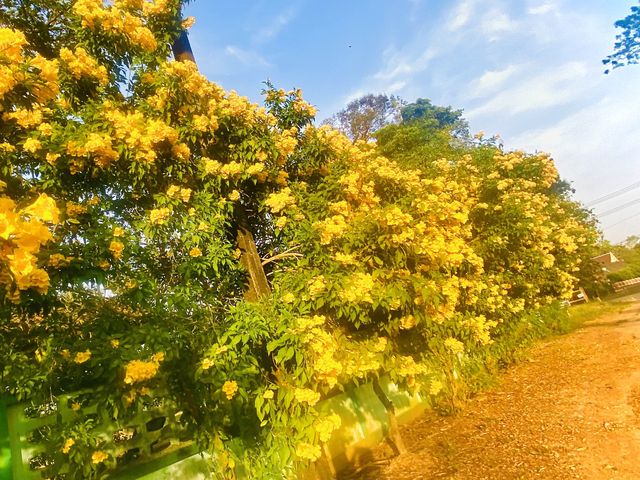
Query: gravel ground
344 302 640 480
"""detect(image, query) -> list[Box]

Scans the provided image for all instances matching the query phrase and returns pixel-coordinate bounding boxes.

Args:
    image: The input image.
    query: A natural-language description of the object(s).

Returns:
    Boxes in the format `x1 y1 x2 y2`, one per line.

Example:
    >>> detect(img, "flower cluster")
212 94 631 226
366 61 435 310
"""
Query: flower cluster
0 194 60 300
123 353 164 385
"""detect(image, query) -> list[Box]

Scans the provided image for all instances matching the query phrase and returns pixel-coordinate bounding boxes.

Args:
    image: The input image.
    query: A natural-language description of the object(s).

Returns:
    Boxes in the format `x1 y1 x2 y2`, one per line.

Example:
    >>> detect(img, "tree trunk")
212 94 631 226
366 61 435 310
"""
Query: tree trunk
372 377 407 455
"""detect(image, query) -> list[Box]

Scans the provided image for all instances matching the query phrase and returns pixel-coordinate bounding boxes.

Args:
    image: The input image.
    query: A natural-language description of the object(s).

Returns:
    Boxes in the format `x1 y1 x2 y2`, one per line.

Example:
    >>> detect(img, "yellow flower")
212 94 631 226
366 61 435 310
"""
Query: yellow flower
166 185 180 198
61 438 74 454
275 216 287 229
91 451 108 464
429 379 443 396
228 190 240 201
38 123 53 136
23 138 42 153
247 163 265 175
3 108 43 128
149 207 170 224
222 380 238 400
0 27 27 62
276 170 289 186
179 188 192 202
202 158 222 175
109 240 124 260
263 389 274 399
124 360 159 384
316 214 348 245
113 226 124 237
74 350 91 364
444 337 464 355
181 16 196 29
98 260 110 270
307 276 326 298
71 402 81 411
215 345 229 355
373 337 387 353
189 247 202 257
295 442 321 461
339 272 374 304
281 292 295 304
201 358 214 370
151 352 165 363
294 388 320 406
172 143 190 161
66 202 87 218
220 161 243 178
111 339 120 348
399 315 416 330
314 414 341 442
264 188 295 214
24 193 59 223
60 47 107 84
48 253 71 268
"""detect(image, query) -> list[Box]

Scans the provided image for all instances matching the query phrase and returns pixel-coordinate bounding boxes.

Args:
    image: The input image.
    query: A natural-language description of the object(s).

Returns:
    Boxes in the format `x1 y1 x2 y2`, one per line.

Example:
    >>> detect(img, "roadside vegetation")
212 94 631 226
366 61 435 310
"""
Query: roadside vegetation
0 2 614 478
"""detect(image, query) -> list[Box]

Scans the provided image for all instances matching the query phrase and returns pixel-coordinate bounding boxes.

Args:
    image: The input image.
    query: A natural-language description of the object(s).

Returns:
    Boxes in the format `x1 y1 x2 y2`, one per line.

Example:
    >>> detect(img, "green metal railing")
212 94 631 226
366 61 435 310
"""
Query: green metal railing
0 391 210 480
0 377 429 479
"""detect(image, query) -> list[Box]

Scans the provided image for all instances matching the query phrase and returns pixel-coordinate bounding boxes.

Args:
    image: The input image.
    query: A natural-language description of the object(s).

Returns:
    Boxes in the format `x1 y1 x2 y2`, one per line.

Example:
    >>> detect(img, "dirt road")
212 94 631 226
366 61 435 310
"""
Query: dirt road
357 302 640 479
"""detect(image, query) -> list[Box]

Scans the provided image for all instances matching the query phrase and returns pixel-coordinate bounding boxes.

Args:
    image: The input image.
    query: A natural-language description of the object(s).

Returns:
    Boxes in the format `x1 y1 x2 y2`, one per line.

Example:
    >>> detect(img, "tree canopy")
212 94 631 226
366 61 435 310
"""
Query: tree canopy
603 2 640 72
323 93 403 142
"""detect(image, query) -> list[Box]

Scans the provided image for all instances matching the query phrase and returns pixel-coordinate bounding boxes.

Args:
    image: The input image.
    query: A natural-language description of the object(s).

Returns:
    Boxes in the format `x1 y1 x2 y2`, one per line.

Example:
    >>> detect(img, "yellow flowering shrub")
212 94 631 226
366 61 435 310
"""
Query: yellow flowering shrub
0 2 599 479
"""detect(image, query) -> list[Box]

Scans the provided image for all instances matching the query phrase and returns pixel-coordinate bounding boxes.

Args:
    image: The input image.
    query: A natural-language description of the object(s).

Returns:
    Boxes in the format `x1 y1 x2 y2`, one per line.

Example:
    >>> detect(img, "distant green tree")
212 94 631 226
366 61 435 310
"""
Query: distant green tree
623 234 640 248
603 2 640 73
604 238 640 282
400 98 469 137
323 93 404 141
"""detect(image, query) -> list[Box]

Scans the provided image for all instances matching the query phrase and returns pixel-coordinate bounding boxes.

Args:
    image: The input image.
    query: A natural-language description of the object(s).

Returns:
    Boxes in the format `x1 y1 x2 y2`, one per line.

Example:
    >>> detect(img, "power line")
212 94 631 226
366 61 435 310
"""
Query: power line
586 180 640 207
604 210 640 229
599 197 640 218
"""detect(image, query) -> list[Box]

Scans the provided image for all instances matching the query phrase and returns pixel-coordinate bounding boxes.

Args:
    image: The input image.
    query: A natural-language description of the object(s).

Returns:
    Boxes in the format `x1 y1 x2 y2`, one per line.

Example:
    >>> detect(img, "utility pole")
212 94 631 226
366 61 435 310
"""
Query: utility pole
171 30 271 300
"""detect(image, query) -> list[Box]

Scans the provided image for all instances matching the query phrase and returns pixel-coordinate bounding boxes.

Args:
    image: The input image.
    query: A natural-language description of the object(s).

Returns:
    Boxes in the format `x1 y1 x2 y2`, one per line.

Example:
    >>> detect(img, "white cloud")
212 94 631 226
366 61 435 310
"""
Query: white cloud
468 64 522 97
253 7 296 43
528 2 557 15
373 47 438 82
481 8 517 40
224 45 271 68
449 0 477 31
467 61 589 117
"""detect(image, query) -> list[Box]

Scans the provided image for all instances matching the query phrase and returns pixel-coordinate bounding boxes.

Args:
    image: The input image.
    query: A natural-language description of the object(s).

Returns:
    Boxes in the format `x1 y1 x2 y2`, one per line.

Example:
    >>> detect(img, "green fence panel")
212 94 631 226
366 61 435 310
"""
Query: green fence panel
1 398 14 480
2 376 430 479
1 390 207 480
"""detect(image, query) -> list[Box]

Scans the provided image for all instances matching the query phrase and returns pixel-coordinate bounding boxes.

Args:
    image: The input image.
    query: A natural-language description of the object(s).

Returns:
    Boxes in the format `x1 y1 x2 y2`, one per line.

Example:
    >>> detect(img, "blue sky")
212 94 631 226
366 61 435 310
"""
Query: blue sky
184 0 640 244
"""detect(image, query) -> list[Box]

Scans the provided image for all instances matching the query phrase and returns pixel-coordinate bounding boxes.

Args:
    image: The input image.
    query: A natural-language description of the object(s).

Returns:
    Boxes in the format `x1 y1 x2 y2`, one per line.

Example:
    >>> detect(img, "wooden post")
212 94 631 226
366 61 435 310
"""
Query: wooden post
578 286 589 303
171 31 271 299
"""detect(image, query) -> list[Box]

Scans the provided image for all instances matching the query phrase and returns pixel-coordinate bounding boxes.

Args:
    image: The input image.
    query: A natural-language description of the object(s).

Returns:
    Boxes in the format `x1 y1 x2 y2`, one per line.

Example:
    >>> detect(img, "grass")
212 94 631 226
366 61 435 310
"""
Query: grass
565 300 632 329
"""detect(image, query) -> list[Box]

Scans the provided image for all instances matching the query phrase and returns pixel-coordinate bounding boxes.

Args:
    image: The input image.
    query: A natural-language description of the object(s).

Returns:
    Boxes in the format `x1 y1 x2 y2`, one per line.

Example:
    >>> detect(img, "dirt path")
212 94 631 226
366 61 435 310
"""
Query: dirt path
355 302 640 480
